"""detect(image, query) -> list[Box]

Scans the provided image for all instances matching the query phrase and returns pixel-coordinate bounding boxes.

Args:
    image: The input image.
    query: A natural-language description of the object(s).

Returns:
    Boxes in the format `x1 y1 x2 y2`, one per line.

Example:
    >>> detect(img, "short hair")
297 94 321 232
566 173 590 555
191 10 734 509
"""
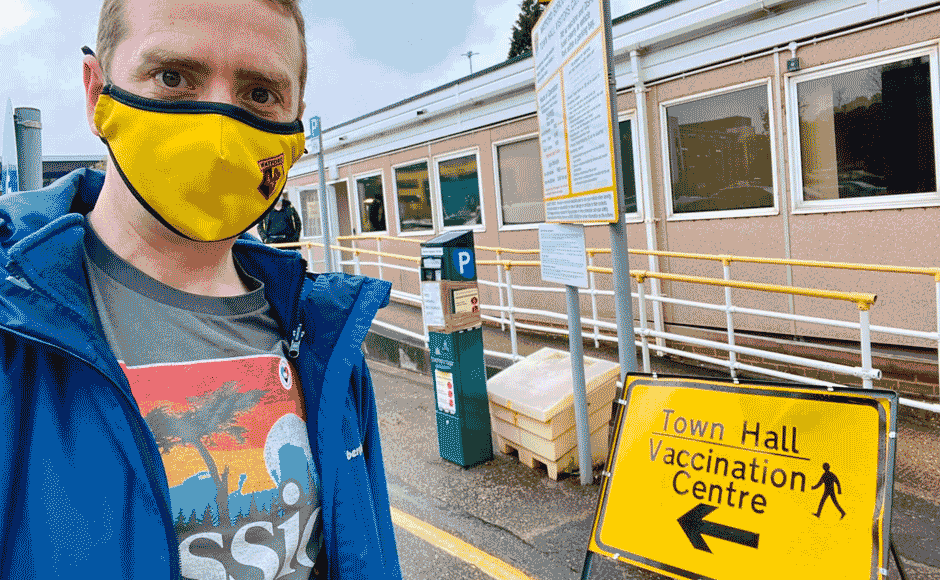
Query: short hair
94 0 307 109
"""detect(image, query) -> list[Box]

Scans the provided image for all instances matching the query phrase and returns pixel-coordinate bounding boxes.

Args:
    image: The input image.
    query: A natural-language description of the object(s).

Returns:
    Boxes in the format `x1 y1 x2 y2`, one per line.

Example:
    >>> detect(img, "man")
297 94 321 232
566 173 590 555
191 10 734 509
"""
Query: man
259 196 302 244
0 0 402 578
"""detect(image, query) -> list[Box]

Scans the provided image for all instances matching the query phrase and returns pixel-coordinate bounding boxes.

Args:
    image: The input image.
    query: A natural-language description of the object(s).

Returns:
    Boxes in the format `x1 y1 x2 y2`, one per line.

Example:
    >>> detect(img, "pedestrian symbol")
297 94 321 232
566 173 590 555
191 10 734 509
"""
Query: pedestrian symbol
812 462 846 519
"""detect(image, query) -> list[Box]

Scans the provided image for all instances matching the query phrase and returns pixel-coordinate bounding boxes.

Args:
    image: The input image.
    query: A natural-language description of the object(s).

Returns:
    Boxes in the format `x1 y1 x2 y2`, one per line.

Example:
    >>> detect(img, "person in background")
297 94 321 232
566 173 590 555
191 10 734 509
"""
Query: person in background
0 0 402 578
259 195 302 244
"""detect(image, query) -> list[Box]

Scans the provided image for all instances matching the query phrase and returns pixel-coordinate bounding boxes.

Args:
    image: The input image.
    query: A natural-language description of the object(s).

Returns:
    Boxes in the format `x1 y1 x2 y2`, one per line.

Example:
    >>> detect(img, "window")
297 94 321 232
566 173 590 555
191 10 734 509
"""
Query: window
495 137 544 227
394 161 433 233
437 152 483 229
664 83 775 216
618 119 639 215
793 50 936 209
298 188 321 237
355 173 386 233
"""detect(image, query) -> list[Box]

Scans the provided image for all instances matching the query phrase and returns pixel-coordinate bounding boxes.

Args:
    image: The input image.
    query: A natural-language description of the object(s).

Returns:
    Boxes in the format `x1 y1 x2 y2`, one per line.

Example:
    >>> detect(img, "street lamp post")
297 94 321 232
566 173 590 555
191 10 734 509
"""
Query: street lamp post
460 50 479 75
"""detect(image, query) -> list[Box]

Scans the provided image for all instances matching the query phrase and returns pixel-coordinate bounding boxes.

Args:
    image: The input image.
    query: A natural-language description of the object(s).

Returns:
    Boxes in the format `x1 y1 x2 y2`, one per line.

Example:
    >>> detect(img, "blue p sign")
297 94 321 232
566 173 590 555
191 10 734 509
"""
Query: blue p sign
452 248 475 280
309 116 321 138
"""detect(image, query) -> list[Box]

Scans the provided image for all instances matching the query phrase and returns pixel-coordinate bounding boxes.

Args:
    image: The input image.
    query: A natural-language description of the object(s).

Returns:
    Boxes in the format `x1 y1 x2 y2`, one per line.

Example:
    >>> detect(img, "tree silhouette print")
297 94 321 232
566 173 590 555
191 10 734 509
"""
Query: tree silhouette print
144 380 264 527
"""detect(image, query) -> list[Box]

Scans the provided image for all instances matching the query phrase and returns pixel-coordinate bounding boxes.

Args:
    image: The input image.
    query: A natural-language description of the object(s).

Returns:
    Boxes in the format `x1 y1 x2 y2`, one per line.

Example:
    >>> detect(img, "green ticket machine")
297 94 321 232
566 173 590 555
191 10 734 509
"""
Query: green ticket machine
421 230 492 467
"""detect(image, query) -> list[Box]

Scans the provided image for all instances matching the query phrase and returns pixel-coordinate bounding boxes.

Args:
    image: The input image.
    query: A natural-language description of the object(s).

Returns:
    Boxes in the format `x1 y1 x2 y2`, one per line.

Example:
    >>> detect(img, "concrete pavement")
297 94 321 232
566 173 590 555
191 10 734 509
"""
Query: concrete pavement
369 359 940 580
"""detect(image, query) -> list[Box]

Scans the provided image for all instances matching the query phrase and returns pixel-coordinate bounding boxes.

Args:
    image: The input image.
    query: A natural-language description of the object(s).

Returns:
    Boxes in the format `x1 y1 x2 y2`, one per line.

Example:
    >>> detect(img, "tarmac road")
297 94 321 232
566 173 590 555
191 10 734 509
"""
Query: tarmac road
370 361 940 580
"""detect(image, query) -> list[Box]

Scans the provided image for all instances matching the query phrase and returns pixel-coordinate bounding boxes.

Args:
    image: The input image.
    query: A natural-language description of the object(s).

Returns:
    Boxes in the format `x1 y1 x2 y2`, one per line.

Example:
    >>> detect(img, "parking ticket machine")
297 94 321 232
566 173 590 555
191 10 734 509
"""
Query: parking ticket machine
421 230 492 467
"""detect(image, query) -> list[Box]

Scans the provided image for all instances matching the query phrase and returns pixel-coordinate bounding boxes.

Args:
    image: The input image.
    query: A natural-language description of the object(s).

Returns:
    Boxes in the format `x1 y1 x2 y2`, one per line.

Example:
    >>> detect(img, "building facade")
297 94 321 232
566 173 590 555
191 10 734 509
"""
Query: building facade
286 0 940 360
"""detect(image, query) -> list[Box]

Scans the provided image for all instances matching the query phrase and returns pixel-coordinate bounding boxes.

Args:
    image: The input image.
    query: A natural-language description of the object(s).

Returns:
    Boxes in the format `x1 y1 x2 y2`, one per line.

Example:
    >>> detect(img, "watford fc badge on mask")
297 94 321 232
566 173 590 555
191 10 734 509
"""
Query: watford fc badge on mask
258 153 285 199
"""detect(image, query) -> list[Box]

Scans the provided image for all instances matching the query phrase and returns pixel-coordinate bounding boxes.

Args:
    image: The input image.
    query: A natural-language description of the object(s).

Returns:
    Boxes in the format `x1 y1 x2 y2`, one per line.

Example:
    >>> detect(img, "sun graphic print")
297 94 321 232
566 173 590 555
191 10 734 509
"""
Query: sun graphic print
122 354 322 579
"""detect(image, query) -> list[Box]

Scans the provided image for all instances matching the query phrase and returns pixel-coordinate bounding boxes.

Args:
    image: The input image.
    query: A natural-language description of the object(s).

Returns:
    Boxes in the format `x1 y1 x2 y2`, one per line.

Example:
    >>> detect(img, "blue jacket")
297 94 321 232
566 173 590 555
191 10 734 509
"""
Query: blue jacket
0 169 402 579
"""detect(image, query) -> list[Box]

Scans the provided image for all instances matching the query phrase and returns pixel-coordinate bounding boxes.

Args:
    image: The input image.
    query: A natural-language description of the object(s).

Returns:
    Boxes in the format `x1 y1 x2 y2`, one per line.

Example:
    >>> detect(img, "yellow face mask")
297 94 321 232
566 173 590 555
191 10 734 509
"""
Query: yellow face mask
93 85 307 242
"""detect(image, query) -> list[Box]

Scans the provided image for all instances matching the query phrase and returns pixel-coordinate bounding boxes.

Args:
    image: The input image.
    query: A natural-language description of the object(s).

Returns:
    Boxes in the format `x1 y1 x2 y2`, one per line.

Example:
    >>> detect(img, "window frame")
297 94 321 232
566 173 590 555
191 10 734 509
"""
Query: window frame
351 169 389 236
493 132 544 232
433 148 486 234
617 110 645 225
296 186 322 239
391 157 436 237
659 78 780 221
786 43 940 214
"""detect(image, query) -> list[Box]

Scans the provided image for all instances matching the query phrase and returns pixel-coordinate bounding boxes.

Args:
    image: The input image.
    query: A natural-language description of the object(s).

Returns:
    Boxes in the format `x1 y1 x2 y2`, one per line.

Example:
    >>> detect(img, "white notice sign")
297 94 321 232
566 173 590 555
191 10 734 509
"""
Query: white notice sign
539 223 589 288
422 282 445 328
563 32 613 195
533 0 618 223
537 74 570 200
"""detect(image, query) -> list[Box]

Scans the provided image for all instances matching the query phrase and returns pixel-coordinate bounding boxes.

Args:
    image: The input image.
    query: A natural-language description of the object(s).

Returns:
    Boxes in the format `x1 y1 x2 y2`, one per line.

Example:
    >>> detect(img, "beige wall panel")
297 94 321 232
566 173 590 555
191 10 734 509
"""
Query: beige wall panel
662 217 792 335
489 115 538 143
654 55 776 103
793 12 940 71
789 208 940 347
388 144 429 168
616 90 637 112
291 172 319 188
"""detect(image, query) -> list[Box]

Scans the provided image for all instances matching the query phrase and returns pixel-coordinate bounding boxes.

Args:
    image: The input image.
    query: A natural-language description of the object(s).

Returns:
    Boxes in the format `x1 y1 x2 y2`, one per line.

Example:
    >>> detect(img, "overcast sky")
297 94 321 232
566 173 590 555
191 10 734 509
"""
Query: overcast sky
1 0 635 156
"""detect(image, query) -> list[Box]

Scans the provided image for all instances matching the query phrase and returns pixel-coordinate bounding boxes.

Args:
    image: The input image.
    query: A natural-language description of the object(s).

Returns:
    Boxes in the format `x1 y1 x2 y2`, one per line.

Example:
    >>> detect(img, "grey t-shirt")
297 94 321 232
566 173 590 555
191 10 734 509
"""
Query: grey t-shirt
84 222 322 579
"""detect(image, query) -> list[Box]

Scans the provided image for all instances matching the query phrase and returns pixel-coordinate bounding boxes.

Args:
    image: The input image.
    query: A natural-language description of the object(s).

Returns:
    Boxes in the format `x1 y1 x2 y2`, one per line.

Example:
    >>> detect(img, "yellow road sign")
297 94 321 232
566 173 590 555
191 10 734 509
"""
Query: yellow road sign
589 376 897 580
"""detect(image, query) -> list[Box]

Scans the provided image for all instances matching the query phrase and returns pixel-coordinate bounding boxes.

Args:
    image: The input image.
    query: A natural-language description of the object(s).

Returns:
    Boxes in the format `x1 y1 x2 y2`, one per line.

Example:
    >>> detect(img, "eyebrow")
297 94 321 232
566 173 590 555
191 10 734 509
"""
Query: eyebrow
135 48 294 96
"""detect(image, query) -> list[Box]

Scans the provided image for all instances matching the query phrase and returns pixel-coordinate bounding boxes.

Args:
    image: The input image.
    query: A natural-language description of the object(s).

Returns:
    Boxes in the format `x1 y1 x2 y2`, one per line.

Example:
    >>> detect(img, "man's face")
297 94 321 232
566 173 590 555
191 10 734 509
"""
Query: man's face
107 0 305 123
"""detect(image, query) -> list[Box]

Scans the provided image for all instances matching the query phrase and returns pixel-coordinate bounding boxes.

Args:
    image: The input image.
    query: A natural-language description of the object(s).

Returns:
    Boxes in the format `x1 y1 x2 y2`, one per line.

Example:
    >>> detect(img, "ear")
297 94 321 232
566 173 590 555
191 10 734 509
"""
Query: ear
83 54 106 137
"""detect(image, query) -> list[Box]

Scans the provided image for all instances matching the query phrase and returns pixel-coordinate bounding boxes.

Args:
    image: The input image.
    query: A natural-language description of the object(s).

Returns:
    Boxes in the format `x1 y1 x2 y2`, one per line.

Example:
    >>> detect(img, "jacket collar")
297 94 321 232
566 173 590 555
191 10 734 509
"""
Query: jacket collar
0 169 307 371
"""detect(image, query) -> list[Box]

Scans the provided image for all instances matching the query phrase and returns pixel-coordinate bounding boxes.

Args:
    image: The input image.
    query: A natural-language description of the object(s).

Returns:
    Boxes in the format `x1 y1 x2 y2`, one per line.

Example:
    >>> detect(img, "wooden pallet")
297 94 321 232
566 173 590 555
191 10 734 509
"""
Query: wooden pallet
494 433 569 480
494 427 608 481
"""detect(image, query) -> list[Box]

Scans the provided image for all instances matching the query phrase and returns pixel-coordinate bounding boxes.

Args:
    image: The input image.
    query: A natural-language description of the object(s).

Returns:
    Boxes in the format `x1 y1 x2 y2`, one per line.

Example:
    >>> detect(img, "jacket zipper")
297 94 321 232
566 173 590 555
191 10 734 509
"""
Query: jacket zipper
0 323 182 577
288 321 305 359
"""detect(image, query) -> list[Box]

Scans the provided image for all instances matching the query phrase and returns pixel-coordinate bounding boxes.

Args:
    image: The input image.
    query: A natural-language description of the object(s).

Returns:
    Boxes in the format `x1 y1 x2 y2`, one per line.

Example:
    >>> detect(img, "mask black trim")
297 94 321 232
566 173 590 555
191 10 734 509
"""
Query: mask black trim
100 139 281 243
102 85 304 135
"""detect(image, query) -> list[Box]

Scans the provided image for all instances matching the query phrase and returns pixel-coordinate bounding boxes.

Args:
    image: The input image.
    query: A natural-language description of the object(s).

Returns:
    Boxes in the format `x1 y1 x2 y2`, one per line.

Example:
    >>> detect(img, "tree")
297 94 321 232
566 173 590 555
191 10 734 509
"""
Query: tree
507 0 544 59
144 380 264 529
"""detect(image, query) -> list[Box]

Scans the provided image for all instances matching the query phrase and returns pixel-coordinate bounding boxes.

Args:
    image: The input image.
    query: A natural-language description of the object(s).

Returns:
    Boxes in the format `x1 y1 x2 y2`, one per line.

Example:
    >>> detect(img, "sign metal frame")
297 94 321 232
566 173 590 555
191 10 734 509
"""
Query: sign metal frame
586 374 898 580
533 0 620 224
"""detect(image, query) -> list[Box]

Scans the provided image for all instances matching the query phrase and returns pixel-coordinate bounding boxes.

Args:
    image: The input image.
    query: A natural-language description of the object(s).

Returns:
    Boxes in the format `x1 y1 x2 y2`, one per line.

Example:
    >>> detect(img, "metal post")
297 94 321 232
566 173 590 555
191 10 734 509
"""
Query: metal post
604 0 639 388
13 107 41 191
723 261 738 380
352 236 362 275
316 129 334 271
637 277 651 372
567 285 594 485
505 266 519 361
377 237 384 281
935 276 939 389
631 50 665 354
497 250 506 330
859 307 873 389
589 252 600 348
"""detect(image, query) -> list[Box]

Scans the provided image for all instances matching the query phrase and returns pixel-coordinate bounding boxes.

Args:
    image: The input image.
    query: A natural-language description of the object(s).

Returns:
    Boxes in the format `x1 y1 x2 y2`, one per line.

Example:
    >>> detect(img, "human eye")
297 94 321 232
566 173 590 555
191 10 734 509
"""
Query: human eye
250 87 275 105
155 69 185 90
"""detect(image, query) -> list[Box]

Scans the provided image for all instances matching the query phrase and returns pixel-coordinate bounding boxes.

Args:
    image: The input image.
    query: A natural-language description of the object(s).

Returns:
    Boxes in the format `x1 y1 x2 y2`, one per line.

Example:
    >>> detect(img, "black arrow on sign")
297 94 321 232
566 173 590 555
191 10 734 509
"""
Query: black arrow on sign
677 504 760 553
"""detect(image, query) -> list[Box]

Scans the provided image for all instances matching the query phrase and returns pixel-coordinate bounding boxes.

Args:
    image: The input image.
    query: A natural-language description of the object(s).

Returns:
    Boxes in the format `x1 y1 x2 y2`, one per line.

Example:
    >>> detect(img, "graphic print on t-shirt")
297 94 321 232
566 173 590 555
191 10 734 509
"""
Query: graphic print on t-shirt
123 354 321 579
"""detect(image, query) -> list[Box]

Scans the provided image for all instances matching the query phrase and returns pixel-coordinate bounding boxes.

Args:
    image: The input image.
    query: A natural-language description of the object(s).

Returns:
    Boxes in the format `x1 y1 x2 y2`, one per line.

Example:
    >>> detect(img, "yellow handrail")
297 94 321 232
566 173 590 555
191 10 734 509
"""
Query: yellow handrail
475 246 540 255
283 233 934 287
589 247 940 278
584 267 877 310
268 238 877 309
477 260 542 269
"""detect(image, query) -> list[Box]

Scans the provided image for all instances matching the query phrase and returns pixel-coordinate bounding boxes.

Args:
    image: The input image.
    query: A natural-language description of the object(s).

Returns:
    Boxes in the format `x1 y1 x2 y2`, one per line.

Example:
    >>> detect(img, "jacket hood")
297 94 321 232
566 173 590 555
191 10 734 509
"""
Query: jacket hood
0 168 390 387
0 168 103 248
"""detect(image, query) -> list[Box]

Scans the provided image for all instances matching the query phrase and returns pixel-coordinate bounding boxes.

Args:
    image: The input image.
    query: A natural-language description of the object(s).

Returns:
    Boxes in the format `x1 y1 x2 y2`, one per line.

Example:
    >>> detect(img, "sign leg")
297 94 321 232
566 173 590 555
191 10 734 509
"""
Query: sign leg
567 284 593 486
579 550 595 580
891 539 909 580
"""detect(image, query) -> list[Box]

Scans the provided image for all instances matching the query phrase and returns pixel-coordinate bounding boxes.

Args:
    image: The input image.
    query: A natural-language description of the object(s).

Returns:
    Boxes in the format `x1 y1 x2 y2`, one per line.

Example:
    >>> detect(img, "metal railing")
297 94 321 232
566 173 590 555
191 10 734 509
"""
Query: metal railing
271 236 940 414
